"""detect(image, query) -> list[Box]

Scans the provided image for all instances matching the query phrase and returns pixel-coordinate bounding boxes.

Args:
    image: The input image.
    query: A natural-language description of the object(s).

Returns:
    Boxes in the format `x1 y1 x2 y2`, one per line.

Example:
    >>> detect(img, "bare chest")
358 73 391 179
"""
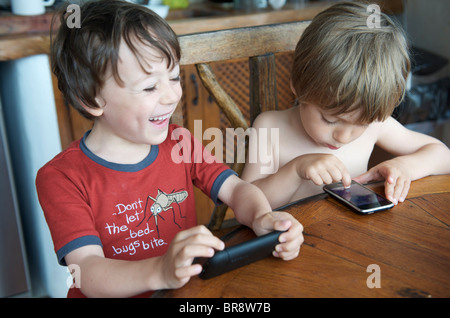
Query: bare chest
278 132 376 177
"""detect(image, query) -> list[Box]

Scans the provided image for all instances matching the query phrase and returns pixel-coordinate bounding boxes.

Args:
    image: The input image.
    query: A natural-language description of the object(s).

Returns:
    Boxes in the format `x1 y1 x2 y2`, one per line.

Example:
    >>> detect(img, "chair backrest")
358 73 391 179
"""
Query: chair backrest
177 21 309 229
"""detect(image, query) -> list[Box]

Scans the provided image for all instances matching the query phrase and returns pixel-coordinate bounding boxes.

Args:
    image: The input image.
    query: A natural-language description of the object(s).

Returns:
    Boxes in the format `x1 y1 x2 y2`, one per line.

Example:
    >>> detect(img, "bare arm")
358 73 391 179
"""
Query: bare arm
355 117 450 203
376 117 450 177
218 174 303 260
64 225 224 297
242 158 302 210
241 112 304 209
244 154 352 209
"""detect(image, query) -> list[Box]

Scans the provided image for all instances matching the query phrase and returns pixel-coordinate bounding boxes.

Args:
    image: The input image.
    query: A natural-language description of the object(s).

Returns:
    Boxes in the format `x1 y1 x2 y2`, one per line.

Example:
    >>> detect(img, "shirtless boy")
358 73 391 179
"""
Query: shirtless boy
241 2 450 209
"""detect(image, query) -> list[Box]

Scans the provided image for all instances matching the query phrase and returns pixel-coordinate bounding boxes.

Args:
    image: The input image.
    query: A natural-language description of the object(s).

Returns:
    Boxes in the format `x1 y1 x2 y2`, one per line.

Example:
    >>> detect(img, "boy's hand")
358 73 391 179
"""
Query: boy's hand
252 212 304 261
159 225 224 289
354 158 411 205
295 154 352 188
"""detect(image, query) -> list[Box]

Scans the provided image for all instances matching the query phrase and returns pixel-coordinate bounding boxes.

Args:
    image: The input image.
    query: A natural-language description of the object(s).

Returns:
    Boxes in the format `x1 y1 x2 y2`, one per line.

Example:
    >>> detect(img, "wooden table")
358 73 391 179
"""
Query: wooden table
154 175 450 298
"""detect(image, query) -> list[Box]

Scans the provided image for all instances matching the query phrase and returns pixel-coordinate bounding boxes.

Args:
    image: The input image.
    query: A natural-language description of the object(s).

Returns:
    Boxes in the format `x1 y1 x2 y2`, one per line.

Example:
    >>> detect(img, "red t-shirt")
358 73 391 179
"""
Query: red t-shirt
36 125 235 297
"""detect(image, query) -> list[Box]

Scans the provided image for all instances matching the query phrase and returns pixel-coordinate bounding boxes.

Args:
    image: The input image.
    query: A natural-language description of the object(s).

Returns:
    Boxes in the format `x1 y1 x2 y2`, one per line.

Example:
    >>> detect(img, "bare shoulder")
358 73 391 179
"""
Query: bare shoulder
252 108 293 129
375 116 428 140
375 116 445 154
354 117 401 143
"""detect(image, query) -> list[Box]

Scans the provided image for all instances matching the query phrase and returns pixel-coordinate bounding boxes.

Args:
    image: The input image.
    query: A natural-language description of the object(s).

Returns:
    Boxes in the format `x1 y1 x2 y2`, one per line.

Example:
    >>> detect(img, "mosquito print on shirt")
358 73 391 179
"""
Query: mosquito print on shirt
137 188 188 238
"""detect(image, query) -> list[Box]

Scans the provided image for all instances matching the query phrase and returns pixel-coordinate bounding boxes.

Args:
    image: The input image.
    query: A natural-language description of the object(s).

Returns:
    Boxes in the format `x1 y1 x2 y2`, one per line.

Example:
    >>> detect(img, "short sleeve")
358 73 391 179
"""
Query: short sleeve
168 125 236 204
36 164 102 265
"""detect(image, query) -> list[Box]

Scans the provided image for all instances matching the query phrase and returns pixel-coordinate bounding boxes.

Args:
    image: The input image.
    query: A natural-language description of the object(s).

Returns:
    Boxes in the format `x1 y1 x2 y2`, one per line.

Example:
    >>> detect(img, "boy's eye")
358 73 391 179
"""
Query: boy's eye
143 76 180 92
143 86 156 92
321 115 337 125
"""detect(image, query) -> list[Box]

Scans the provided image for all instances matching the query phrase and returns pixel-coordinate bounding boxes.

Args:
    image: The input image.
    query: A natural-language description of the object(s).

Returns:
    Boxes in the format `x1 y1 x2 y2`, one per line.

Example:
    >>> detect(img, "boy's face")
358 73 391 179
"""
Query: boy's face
91 39 182 146
299 103 368 150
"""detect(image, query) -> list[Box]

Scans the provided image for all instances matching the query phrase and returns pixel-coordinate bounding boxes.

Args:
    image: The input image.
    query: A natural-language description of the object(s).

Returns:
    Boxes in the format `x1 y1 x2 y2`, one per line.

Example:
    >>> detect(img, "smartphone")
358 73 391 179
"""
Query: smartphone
323 181 394 214
195 230 284 280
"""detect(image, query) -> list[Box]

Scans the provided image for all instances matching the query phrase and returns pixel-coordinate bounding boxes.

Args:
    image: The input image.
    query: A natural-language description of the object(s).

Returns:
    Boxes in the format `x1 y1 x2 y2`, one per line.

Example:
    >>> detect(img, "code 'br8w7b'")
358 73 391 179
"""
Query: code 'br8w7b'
223 302 271 313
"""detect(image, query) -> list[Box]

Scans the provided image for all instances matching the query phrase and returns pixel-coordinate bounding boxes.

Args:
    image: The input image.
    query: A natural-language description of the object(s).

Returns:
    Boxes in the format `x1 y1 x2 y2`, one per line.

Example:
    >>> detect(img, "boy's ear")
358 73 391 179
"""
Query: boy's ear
290 80 297 96
81 97 105 117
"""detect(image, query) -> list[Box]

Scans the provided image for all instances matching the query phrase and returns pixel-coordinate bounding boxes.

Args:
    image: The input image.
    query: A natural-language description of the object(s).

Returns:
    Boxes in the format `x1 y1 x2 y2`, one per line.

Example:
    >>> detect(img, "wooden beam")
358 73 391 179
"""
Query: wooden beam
249 53 278 124
0 33 50 61
179 21 309 65
195 63 248 130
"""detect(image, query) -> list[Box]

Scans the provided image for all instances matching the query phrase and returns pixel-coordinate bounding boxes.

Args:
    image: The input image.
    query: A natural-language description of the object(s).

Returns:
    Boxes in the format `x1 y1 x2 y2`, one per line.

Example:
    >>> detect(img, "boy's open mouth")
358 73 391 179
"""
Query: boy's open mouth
149 113 171 122
148 112 172 128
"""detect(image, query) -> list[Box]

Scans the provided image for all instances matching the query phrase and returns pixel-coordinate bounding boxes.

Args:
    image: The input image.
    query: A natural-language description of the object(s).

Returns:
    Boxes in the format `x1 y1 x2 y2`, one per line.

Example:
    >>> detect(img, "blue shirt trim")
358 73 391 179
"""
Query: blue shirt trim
210 169 237 205
57 235 102 266
80 130 159 172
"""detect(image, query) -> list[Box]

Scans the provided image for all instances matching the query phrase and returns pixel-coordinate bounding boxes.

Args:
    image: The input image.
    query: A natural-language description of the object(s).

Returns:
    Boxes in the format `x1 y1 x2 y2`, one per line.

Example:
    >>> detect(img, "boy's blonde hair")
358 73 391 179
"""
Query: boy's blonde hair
291 1 410 123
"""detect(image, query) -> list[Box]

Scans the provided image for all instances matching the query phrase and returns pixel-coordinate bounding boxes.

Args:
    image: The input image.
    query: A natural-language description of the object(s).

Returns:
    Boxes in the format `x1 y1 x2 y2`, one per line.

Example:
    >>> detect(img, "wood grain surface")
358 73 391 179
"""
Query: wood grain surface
154 175 450 298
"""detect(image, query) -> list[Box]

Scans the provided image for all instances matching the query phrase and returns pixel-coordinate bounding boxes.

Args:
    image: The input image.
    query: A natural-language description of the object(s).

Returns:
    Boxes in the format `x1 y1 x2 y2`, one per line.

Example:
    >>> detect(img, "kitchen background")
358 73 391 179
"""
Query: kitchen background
0 0 448 297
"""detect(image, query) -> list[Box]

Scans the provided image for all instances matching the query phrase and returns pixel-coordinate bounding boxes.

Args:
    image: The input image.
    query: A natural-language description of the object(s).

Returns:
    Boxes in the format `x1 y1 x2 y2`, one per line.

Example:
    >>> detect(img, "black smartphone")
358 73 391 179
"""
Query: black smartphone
196 230 284 280
323 181 394 214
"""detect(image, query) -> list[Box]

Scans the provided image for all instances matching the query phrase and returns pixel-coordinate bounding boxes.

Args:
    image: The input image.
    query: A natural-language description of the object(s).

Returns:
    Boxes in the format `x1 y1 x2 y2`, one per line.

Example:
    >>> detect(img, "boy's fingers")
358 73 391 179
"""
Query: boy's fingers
392 177 405 202
393 177 410 203
354 169 375 184
180 225 224 249
262 212 290 232
174 263 202 282
342 171 352 188
256 211 299 235
274 236 302 260
384 177 397 204
254 212 303 261
311 174 324 186
319 171 333 185
173 225 210 242
399 180 410 202
274 247 300 261
178 245 215 263
328 167 343 183
333 161 352 187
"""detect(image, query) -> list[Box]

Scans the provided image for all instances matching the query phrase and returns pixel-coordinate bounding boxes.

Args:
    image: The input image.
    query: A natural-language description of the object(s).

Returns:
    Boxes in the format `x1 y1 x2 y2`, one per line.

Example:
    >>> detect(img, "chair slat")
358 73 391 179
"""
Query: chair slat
179 21 309 65
249 53 278 123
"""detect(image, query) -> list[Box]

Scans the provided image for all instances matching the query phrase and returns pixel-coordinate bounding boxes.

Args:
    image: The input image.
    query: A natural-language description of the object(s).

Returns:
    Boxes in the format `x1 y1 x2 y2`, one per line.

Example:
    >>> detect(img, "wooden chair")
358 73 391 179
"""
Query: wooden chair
177 21 310 230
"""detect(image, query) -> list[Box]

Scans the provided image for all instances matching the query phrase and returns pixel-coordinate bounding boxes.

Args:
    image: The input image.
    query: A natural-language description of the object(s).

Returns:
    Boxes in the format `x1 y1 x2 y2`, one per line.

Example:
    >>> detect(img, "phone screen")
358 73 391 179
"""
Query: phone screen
324 181 394 214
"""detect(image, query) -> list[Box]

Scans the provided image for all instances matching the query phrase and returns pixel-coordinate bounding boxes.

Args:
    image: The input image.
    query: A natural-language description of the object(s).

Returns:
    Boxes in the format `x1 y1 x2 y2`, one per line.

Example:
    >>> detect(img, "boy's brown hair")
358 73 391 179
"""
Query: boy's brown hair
291 1 410 123
51 0 180 120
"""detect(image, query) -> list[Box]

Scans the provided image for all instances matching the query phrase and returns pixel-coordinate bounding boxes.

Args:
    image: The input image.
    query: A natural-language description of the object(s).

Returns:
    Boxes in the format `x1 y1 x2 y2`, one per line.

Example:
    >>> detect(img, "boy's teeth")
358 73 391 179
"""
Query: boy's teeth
149 114 170 121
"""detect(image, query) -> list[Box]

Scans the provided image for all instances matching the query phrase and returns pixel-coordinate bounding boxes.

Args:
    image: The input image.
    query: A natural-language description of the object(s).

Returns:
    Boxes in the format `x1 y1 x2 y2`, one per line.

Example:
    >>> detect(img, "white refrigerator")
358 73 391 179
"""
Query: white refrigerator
0 54 69 297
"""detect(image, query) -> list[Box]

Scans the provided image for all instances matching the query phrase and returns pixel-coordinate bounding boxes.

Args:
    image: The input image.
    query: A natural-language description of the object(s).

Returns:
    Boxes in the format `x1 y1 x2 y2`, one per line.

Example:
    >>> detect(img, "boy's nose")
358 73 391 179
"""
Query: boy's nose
160 82 180 105
333 128 353 145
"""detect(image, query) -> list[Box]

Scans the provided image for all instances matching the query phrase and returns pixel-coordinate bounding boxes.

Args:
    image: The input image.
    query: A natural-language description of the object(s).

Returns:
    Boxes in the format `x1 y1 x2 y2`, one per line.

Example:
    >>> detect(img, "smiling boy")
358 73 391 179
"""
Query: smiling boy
36 0 303 298
241 2 450 209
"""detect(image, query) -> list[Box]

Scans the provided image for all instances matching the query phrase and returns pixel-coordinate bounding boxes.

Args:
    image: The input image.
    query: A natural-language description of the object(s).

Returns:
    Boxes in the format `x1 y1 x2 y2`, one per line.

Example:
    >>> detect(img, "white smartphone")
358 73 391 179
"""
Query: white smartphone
323 181 394 214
